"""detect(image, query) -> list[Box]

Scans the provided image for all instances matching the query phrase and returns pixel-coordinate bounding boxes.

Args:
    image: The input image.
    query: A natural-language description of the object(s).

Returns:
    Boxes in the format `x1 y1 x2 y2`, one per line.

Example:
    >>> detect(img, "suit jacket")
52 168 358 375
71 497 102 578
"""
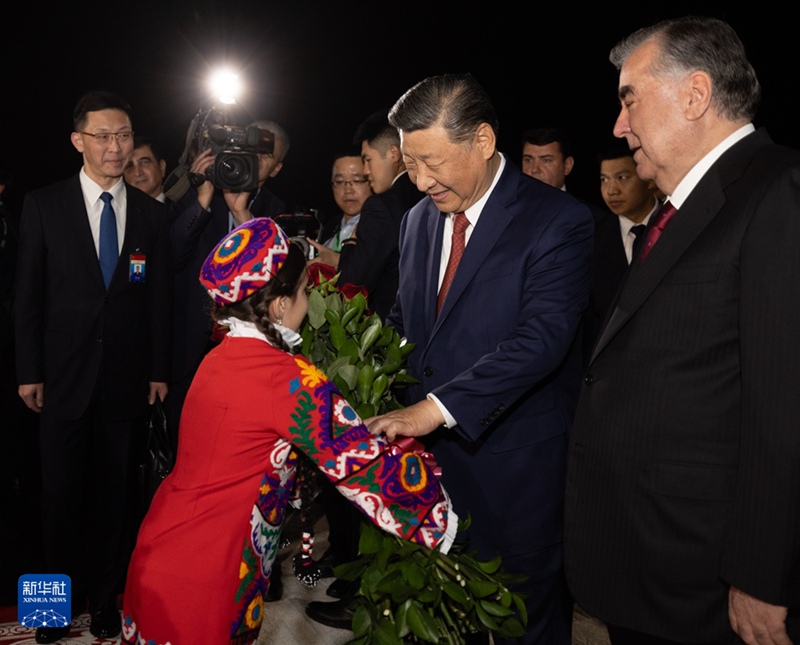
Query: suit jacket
565 129 800 640
14 175 172 420
170 185 286 383
338 172 421 320
388 160 593 560
590 207 628 324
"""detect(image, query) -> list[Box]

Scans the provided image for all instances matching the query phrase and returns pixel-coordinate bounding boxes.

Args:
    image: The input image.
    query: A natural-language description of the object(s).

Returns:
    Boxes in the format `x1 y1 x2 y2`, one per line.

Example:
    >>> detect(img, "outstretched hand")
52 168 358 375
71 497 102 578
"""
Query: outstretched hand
366 399 445 441
729 586 791 645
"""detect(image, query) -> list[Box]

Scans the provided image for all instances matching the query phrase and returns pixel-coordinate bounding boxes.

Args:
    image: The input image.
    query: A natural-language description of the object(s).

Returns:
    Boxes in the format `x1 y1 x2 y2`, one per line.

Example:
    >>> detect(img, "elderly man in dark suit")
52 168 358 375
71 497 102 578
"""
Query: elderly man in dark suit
565 16 800 645
15 90 171 643
367 73 593 644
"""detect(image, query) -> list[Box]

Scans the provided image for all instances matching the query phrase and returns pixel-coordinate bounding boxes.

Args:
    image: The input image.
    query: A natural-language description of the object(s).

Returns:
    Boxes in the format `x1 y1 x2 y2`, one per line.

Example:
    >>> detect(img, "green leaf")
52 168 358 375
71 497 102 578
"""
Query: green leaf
398 560 428 590
512 592 529 626
466 580 498 598
474 601 500 631
333 559 367 581
406 601 440 643
329 321 347 350
391 372 420 384
497 617 526 638
337 364 359 391
359 318 383 353
442 580 470 607
374 617 403 645
476 553 502 575
395 599 411 638
399 339 416 358
356 364 376 403
358 522 382 554
369 374 389 406
306 289 327 329
333 374 350 397
356 402 376 420
351 604 371 637
376 326 394 347
478 599 513 617
339 338 361 364
325 291 344 314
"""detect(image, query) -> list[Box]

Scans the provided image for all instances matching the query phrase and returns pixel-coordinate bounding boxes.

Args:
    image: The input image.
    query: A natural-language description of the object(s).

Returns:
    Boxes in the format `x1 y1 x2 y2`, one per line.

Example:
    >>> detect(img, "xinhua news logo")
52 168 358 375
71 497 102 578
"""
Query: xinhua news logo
17 574 72 629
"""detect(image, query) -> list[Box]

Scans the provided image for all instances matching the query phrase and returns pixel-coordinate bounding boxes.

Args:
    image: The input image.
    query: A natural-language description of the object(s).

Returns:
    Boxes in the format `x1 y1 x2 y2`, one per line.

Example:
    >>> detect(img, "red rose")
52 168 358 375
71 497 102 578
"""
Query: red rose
307 263 336 286
340 282 369 300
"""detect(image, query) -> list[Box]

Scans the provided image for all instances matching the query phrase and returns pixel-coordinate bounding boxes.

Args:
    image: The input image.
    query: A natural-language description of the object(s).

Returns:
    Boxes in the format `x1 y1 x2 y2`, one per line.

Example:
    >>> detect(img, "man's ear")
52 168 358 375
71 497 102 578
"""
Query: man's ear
386 145 401 163
269 161 283 179
71 131 85 154
564 156 575 177
685 70 713 120
475 122 497 160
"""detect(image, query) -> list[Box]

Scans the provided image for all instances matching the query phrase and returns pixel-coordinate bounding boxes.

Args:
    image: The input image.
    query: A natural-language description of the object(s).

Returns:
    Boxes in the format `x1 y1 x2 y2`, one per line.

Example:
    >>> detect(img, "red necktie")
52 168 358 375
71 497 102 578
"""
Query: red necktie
437 212 469 315
640 201 677 263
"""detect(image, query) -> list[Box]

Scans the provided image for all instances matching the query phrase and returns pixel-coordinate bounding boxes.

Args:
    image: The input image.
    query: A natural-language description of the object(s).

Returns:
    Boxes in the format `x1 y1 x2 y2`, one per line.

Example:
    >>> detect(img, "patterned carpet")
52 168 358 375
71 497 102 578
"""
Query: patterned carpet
0 612 119 644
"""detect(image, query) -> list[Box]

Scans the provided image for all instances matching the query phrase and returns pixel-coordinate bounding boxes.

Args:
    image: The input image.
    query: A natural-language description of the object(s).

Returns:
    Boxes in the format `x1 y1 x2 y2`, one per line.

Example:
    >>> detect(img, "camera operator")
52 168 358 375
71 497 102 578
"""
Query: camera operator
165 120 290 455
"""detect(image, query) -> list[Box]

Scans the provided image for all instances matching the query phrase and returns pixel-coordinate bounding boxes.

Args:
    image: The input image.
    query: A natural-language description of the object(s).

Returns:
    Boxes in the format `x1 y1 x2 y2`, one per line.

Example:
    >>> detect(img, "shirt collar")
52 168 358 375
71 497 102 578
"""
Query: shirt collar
669 124 755 209
460 153 506 226
79 168 125 204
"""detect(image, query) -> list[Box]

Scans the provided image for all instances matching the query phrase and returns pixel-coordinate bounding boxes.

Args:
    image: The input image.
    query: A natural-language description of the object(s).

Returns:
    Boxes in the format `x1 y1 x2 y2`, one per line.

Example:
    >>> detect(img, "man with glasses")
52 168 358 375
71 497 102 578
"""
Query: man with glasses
14 90 171 643
312 153 372 253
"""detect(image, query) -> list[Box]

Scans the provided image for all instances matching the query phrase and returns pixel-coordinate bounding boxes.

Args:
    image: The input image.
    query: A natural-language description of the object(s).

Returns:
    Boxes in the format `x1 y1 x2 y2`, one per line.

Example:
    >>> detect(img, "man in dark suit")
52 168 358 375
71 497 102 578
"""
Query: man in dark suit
367 73 593 644
589 141 660 328
165 120 289 450
15 90 171 643
308 112 421 321
565 17 800 645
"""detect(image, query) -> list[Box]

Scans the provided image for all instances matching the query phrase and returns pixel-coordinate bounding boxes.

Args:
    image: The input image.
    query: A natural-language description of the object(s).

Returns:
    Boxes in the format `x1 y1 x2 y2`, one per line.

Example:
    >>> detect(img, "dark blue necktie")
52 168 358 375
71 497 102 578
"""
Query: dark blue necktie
99 192 119 288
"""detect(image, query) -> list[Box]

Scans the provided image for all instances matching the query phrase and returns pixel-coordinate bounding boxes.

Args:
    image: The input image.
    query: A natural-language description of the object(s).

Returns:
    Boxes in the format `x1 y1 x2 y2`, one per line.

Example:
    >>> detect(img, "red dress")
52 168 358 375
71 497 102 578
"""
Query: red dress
122 336 454 645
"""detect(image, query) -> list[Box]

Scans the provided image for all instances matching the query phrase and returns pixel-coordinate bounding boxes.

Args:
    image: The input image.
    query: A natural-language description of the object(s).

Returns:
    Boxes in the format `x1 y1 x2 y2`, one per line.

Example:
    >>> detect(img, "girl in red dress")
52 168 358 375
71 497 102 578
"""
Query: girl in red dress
122 218 455 645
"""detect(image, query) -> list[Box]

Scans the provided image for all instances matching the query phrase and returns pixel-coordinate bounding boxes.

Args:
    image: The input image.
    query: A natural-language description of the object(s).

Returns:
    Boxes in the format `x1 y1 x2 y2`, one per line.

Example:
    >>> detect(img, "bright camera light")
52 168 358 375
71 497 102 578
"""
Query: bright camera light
209 70 242 105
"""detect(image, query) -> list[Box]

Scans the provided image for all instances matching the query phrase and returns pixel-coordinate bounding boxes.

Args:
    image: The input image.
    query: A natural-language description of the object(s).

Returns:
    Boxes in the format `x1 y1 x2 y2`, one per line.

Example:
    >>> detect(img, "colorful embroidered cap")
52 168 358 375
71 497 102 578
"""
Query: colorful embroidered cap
200 217 290 306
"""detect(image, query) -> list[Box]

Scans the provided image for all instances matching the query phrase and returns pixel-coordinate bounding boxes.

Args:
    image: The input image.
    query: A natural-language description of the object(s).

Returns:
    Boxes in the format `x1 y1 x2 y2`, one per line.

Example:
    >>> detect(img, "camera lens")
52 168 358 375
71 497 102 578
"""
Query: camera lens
214 152 258 191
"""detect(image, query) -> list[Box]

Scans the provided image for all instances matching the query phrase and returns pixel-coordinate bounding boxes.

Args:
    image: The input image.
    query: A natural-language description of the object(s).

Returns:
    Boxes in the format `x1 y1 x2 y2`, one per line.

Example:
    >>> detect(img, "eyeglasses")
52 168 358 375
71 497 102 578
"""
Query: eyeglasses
331 178 369 190
80 131 134 145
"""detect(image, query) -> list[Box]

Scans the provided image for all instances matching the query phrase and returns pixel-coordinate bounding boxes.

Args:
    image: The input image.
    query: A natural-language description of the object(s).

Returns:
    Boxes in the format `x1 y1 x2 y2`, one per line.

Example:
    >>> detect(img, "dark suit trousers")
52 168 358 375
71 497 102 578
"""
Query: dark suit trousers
39 375 138 608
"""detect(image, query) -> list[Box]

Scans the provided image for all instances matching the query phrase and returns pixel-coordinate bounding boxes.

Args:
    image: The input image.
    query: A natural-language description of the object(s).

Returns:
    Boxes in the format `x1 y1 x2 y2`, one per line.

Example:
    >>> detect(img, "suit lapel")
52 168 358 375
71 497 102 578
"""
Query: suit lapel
66 176 108 292
111 188 141 290
430 163 516 339
590 130 768 363
424 209 445 340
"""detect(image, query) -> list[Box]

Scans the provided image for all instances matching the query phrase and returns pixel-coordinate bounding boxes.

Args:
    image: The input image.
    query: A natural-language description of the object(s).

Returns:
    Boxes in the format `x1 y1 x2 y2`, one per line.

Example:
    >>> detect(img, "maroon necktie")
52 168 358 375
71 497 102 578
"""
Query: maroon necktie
640 201 677 263
437 212 469 315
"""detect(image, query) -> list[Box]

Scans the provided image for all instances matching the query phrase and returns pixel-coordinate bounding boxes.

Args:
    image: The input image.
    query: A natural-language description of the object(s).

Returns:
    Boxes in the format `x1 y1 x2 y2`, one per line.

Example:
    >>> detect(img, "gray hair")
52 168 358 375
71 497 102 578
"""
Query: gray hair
388 73 499 144
249 120 291 161
610 16 760 122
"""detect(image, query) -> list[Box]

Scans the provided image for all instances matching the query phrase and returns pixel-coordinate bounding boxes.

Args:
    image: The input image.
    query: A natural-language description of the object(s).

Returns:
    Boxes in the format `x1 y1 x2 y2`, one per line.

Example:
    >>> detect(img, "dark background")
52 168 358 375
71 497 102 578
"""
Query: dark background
1 0 797 606
1 2 797 215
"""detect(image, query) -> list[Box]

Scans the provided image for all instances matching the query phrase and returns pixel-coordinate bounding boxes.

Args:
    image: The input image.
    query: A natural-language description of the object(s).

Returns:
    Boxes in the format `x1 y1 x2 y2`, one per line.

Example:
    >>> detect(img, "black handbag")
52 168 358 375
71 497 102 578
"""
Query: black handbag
138 399 175 516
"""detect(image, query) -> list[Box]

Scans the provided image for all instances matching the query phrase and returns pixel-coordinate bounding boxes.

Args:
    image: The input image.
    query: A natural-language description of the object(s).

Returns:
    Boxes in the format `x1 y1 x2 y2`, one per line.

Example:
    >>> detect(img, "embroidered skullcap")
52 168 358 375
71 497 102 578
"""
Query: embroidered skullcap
200 217 290 306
